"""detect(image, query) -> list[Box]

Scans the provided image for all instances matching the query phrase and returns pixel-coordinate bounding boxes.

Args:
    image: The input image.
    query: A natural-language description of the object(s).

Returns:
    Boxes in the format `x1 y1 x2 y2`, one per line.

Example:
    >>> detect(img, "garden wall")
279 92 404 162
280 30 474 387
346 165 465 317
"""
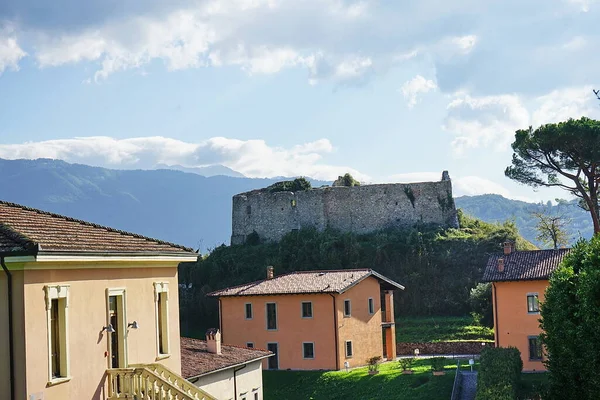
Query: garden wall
397 342 495 356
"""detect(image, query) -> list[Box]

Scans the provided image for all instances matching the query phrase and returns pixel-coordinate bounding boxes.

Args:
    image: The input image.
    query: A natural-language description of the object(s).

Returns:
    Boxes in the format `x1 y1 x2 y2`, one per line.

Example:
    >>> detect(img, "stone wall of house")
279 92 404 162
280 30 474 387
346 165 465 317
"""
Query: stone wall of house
231 171 459 244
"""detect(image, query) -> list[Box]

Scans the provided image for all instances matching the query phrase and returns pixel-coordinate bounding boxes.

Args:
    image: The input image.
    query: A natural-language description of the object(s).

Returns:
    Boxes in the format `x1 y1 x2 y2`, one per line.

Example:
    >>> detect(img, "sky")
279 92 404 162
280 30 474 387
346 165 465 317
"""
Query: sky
1 0 599 203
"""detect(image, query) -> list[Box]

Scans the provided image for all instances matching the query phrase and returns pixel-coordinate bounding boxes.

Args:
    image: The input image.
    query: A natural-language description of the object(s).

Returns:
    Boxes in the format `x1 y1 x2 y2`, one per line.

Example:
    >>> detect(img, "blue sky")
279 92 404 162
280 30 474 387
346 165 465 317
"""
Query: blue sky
1 0 599 202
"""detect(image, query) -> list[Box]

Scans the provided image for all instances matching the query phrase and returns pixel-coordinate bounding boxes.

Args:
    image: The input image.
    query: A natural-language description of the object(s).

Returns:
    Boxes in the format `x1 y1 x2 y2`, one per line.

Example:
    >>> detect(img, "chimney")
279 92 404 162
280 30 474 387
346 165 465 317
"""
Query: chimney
503 241 513 255
267 266 274 280
206 328 222 355
497 258 505 273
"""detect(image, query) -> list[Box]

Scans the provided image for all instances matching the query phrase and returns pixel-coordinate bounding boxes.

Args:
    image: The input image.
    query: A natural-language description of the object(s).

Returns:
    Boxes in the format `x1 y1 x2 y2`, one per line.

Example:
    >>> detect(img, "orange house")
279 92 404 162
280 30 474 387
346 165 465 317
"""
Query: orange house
209 268 405 371
483 243 570 371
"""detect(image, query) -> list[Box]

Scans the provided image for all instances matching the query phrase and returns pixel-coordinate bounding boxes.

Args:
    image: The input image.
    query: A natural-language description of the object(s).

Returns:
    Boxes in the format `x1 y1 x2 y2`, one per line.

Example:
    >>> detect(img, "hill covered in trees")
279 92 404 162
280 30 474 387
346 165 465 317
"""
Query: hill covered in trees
179 211 536 337
456 194 592 248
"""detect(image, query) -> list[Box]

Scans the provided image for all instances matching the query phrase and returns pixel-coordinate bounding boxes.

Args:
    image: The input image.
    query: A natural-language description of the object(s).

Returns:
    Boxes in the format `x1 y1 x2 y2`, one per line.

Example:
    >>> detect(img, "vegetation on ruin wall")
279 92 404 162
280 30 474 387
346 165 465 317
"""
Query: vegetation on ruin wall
178 210 535 337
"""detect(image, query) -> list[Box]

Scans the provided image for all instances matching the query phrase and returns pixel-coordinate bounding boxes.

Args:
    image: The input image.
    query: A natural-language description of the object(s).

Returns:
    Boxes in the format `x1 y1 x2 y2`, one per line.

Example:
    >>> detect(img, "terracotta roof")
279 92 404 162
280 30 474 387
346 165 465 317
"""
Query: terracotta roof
0 201 196 255
208 268 405 297
180 337 272 379
482 249 571 282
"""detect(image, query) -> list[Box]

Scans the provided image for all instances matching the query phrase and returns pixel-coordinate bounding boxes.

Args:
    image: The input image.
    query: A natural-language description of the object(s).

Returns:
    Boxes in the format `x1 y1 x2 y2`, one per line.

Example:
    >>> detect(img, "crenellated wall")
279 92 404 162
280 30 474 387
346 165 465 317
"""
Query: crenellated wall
231 172 459 244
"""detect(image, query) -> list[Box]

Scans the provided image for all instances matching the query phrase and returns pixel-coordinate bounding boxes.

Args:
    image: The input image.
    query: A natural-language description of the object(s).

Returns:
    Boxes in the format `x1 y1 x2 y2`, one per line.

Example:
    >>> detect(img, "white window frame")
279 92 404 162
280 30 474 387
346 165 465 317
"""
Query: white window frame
44 285 71 385
345 340 353 358
154 282 171 359
302 342 315 359
527 293 540 314
245 303 253 320
368 297 374 315
301 301 313 319
343 299 351 317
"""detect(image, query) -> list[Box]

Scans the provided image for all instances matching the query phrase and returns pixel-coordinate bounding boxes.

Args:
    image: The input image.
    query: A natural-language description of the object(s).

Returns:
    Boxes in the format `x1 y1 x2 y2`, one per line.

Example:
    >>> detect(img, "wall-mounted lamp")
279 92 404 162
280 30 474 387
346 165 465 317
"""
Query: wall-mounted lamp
127 321 139 329
102 324 116 333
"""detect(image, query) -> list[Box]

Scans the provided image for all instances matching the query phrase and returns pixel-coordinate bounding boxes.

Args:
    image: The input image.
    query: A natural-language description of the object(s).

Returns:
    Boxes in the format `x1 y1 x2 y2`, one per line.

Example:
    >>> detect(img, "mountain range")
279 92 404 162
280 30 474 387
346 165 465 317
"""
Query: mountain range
0 158 591 252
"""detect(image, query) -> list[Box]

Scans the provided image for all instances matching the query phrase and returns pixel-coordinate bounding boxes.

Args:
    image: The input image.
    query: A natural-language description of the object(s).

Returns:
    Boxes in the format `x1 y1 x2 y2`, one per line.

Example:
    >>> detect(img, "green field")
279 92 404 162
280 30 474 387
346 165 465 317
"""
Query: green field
396 316 494 343
263 359 473 400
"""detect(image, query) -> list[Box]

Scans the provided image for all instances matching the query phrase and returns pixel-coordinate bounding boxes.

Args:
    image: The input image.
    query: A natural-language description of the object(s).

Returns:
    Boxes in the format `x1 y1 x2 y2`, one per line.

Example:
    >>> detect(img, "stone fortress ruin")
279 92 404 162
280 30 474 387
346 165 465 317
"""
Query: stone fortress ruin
231 171 459 245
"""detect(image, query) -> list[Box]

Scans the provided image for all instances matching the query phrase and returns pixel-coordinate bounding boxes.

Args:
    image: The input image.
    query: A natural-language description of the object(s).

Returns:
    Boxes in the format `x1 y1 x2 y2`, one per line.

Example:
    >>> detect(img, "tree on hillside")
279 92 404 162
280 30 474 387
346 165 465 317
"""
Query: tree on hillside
505 117 600 233
530 210 570 249
540 236 600 399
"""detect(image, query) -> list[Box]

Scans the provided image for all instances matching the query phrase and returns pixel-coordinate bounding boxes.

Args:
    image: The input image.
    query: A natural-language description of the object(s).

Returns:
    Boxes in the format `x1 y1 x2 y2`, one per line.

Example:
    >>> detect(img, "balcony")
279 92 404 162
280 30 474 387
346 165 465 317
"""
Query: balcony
107 363 217 400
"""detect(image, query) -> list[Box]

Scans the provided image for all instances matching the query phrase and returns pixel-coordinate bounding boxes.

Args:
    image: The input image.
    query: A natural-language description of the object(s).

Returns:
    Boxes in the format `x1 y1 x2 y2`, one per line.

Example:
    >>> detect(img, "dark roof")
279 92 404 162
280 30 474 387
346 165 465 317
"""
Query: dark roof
180 337 272 379
483 249 571 282
208 268 405 297
0 201 197 255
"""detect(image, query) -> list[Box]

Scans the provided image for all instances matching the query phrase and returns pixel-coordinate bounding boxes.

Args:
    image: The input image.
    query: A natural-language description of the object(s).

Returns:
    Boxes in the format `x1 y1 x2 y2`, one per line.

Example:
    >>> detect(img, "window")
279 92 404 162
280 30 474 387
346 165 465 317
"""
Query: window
245 303 253 319
44 285 70 383
246 205 252 215
345 341 353 358
266 303 277 330
303 342 315 359
529 336 543 360
154 282 170 357
368 298 374 314
247 342 254 348
301 302 313 318
527 294 539 313
254 393 259 400
343 300 351 317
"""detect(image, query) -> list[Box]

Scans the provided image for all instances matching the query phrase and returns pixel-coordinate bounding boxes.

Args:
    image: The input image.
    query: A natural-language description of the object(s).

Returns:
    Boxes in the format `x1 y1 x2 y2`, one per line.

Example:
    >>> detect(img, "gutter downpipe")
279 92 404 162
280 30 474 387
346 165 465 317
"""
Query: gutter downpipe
329 294 340 370
492 282 499 348
1 256 15 400
233 364 246 400
218 298 223 342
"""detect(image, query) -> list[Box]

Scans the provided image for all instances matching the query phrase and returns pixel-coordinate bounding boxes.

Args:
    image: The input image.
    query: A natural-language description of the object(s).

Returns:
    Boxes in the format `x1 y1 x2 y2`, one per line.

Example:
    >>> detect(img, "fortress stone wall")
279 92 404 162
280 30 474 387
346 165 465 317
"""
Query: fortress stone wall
231 172 459 245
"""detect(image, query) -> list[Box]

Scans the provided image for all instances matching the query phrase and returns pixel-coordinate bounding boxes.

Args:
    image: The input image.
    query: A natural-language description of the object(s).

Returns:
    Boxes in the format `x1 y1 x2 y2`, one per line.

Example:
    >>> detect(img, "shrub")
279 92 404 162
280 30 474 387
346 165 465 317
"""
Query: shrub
398 357 415 371
266 177 312 193
476 347 523 400
469 282 493 327
333 173 361 187
429 357 446 372
367 356 382 372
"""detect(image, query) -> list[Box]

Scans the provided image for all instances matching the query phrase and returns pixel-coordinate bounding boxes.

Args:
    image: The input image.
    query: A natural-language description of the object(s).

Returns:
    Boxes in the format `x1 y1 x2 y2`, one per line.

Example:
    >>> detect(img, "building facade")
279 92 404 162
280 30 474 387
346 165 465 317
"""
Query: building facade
209 268 404 370
0 201 212 400
231 172 459 245
483 243 571 371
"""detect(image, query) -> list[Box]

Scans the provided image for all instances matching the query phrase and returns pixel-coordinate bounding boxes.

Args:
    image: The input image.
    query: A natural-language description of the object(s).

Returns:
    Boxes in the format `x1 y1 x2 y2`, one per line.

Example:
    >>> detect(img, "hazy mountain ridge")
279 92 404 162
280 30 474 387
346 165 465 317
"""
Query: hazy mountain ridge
0 158 592 251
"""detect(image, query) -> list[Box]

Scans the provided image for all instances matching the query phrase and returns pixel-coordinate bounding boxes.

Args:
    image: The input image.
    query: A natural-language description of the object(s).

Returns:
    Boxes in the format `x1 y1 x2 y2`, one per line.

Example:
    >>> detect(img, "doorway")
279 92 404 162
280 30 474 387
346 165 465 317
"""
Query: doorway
267 343 279 370
107 289 127 369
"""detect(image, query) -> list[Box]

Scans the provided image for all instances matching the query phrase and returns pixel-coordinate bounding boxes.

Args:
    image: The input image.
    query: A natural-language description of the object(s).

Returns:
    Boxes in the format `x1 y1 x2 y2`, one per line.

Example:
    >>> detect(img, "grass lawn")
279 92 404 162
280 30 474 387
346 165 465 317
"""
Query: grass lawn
263 358 474 400
396 316 494 342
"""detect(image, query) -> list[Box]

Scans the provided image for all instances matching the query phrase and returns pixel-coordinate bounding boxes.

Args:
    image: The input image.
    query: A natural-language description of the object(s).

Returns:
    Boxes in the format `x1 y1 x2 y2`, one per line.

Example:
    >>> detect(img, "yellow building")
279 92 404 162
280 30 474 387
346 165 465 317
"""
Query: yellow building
209 267 405 371
0 200 214 400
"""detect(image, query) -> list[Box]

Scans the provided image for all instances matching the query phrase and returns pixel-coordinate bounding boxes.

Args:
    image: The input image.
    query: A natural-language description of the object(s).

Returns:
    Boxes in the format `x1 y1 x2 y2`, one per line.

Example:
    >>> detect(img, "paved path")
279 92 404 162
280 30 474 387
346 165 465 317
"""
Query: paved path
459 371 478 400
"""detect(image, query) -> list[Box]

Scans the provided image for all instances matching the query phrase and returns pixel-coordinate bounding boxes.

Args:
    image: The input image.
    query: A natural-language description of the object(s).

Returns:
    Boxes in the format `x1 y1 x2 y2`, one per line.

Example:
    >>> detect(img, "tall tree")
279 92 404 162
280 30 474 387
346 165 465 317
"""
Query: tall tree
530 210 570 249
540 236 600 399
505 117 600 233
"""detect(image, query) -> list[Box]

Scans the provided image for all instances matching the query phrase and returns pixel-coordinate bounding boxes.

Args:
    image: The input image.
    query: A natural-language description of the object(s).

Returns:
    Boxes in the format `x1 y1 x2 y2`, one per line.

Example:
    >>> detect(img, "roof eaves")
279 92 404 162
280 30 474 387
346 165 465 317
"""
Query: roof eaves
0 201 197 253
185 353 273 380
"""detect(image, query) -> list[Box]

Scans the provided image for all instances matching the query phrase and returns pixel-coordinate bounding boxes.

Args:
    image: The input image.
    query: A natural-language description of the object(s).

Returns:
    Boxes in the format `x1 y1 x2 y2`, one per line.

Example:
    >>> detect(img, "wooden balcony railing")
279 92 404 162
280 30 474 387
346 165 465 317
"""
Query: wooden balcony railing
107 363 217 400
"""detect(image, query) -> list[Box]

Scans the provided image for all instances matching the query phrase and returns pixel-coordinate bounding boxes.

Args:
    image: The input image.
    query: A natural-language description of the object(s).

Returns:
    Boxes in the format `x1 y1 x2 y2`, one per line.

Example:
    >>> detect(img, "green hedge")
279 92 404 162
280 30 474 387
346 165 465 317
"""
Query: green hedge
476 347 523 400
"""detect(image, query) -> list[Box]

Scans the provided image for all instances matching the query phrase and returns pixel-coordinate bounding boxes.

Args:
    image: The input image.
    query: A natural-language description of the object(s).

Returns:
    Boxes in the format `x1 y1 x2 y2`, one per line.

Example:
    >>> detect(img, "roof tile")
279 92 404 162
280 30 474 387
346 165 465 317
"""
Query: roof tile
0 201 196 255
180 337 271 378
208 268 404 297
483 249 571 282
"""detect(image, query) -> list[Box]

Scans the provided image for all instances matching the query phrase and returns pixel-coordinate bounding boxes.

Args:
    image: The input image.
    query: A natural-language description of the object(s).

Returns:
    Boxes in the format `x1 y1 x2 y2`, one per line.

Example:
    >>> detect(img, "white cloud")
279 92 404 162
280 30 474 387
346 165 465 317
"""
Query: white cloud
0 136 366 181
401 75 437 108
0 27 26 75
443 93 529 156
532 86 600 126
